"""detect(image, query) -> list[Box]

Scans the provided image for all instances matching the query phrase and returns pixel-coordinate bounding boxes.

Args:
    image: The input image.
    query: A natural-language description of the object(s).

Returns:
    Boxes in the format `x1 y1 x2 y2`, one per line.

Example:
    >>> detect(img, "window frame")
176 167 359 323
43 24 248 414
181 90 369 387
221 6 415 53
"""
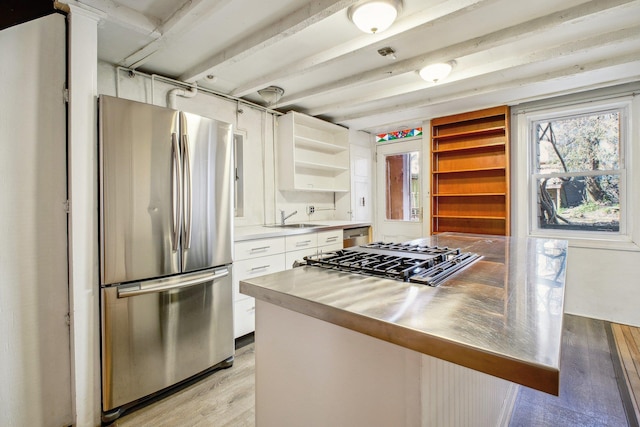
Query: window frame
525 98 634 247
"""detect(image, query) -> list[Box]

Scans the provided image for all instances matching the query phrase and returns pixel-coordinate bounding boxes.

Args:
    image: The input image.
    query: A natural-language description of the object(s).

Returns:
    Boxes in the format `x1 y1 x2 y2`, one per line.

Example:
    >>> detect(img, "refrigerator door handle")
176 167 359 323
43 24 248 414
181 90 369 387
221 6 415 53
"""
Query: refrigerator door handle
171 132 182 252
117 267 229 298
182 131 193 249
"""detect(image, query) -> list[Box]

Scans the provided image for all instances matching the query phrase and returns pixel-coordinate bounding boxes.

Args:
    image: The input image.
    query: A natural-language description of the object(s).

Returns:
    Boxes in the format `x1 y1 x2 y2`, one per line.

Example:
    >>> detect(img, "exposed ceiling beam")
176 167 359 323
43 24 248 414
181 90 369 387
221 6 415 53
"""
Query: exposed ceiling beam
178 0 358 83
275 0 637 108
331 52 640 125
305 25 640 116
229 0 494 97
75 0 161 37
118 0 234 69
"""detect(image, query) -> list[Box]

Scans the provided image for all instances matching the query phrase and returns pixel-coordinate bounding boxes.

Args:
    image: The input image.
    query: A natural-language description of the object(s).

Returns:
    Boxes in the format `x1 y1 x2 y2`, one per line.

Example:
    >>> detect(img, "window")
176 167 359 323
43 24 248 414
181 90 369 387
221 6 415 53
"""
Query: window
529 101 628 238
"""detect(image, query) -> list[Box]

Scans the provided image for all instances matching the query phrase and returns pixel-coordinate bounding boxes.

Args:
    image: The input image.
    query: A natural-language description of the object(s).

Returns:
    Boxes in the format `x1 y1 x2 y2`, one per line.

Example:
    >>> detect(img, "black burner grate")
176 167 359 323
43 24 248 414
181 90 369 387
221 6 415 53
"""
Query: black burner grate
303 242 480 286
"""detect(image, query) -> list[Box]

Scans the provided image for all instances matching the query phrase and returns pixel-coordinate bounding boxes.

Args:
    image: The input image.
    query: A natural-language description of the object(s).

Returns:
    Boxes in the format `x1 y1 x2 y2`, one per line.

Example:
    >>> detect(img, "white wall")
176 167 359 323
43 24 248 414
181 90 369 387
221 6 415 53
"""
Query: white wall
0 13 73 427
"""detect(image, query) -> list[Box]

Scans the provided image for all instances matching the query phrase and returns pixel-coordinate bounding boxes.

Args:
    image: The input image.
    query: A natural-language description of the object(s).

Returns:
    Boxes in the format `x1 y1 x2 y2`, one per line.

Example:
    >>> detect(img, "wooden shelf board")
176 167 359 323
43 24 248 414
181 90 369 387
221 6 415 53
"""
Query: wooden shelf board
433 215 506 220
432 193 506 197
432 126 505 140
433 166 505 174
432 142 506 153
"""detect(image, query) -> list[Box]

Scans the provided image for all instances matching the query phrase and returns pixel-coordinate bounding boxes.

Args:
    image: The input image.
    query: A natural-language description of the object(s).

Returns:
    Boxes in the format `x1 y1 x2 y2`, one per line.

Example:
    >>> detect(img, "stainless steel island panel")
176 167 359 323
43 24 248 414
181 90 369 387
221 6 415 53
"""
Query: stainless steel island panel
240 233 567 395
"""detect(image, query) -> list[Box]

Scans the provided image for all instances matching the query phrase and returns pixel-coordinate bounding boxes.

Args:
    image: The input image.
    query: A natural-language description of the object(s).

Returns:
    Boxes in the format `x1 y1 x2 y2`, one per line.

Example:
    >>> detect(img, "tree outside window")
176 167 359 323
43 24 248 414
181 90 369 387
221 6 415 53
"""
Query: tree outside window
533 108 624 233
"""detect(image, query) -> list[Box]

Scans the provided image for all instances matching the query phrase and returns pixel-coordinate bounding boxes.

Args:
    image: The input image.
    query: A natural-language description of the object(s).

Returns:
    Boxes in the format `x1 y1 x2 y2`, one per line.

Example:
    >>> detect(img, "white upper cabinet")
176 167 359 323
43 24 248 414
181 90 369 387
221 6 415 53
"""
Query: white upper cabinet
277 111 349 192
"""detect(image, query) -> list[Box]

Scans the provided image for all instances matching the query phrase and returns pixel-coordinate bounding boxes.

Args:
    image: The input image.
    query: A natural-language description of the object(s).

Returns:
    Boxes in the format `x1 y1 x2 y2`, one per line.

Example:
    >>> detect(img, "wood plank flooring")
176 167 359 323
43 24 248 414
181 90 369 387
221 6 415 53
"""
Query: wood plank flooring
112 341 255 427
113 315 630 427
611 323 640 426
509 315 628 427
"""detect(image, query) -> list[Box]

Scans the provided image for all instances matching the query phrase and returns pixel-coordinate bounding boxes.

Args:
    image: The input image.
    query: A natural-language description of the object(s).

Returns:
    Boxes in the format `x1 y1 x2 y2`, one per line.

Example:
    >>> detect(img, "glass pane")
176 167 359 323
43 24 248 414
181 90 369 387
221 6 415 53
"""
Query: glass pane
536 174 619 232
535 111 620 174
385 151 420 221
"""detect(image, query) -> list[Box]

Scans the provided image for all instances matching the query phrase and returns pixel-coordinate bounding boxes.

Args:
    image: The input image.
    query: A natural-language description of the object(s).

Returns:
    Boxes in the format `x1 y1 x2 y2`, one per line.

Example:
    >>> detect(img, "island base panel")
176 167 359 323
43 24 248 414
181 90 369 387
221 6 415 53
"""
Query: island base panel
254 301 517 427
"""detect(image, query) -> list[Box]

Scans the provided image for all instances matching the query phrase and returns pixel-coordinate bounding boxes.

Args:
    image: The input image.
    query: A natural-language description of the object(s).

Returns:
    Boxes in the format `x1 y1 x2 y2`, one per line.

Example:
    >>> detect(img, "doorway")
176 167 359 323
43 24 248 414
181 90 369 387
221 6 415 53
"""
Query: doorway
375 138 424 242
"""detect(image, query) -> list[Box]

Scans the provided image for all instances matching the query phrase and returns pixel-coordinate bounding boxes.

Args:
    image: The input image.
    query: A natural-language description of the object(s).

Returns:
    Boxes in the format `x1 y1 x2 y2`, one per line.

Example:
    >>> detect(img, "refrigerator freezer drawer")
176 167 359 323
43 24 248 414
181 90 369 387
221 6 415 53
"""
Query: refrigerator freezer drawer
101 267 234 412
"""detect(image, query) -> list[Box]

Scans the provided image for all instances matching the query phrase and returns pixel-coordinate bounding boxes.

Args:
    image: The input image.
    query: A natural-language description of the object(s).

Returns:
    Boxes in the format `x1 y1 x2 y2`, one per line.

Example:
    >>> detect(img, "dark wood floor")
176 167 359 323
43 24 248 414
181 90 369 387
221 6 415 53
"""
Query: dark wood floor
509 315 629 427
114 315 631 426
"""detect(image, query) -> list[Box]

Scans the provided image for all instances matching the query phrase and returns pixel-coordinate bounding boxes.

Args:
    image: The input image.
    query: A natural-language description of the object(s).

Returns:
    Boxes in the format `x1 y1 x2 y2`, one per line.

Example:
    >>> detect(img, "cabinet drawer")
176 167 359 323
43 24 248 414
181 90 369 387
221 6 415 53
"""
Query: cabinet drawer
233 254 285 300
234 297 255 339
285 233 317 252
235 237 285 261
285 247 319 270
319 242 342 253
317 229 342 247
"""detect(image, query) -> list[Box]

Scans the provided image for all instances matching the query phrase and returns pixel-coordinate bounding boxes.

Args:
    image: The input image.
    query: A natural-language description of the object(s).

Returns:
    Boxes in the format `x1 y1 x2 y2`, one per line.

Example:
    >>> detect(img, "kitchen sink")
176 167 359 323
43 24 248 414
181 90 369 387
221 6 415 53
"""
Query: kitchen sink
264 223 325 228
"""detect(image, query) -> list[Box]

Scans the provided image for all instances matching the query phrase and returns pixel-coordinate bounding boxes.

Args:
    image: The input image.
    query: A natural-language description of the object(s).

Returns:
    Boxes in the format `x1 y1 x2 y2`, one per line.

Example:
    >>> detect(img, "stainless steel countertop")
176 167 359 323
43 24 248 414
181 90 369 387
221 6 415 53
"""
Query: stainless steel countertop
234 221 371 241
240 233 567 395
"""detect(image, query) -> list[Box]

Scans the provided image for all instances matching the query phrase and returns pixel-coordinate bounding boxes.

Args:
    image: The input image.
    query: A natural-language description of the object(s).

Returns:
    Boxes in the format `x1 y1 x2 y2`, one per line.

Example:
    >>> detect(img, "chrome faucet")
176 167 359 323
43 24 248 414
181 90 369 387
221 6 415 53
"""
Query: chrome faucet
280 209 297 225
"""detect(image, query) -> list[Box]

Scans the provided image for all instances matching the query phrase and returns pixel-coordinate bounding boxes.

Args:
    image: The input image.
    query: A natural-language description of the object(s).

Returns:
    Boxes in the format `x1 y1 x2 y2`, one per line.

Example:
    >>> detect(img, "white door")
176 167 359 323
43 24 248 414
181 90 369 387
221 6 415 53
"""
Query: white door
375 139 424 242
351 143 372 221
0 14 73 426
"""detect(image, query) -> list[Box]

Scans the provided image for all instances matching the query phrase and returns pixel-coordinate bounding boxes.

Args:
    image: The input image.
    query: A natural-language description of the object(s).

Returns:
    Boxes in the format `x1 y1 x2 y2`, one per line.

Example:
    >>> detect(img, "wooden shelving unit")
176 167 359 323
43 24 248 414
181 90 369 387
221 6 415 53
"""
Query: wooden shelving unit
430 106 510 236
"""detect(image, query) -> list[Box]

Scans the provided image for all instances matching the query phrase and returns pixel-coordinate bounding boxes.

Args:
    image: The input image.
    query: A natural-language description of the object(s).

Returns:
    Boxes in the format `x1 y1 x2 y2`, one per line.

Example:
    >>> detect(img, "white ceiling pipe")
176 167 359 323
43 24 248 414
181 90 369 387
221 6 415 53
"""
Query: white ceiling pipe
167 84 198 109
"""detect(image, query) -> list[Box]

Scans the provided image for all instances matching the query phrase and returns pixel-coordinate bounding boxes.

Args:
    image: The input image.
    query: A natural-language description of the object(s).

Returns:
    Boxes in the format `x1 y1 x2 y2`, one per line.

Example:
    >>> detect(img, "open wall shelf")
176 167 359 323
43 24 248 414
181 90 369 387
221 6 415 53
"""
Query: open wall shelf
277 111 349 192
431 106 510 236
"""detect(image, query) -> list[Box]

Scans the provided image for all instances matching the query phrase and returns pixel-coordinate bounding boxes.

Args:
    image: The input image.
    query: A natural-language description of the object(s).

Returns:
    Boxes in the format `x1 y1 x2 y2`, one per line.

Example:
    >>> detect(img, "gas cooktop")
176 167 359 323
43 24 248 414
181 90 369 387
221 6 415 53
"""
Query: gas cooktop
302 241 481 287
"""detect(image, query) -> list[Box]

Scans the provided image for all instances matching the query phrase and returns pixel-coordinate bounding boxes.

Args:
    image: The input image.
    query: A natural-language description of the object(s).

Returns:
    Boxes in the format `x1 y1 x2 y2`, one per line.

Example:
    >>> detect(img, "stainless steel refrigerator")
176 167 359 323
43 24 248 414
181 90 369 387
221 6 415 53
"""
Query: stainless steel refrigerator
98 95 234 422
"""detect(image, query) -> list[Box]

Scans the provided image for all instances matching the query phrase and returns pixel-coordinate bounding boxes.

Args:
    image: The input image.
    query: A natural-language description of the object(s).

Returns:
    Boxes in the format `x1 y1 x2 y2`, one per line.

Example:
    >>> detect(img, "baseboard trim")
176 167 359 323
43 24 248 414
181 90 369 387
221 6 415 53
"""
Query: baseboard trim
498 383 520 427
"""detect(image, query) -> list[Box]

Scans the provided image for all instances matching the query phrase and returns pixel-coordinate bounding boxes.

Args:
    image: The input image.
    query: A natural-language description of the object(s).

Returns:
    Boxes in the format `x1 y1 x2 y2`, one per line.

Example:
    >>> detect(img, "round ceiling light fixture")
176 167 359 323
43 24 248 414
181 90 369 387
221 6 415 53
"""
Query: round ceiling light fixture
419 60 456 83
257 86 284 105
348 0 403 34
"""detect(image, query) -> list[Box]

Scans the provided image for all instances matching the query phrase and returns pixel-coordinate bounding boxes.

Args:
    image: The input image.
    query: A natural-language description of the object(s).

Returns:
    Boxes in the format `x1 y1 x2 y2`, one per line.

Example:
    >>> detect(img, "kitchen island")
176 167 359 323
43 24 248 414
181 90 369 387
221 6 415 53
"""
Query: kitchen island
240 233 567 427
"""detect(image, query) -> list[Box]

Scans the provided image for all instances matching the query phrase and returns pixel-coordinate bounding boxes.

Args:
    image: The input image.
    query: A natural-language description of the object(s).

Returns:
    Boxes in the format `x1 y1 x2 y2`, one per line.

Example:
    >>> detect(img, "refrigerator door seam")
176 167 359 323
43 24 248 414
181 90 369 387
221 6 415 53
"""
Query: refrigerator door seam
171 132 182 252
182 115 193 250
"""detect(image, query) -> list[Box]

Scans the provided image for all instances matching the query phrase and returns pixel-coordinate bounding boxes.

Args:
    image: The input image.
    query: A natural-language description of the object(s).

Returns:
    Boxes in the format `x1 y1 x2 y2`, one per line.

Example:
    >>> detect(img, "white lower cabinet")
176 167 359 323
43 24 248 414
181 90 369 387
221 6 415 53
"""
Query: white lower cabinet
233 237 286 338
317 229 343 251
285 247 319 270
285 233 318 252
233 228 345 337
234 297 257 339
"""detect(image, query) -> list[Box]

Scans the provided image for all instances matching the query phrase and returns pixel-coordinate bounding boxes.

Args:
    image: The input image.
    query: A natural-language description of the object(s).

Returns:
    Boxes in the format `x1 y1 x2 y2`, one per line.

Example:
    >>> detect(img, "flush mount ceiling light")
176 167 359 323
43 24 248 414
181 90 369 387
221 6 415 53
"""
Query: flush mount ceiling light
257 86 284 105
348 0 403 34
419 60 456 83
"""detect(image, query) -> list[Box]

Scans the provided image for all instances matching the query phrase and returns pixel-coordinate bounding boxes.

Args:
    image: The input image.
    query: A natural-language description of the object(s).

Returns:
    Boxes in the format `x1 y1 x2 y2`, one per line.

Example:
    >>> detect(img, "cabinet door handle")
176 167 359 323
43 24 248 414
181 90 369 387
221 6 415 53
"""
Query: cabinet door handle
296 240 312 247
325 236 338 242
250 265 270 272
249 246 270 253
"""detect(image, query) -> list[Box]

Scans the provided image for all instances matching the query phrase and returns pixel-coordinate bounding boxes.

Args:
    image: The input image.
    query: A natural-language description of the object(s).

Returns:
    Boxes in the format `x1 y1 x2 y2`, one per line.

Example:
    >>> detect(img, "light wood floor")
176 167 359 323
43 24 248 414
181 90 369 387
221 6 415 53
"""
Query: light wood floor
114 315 630 427
113 341 255 427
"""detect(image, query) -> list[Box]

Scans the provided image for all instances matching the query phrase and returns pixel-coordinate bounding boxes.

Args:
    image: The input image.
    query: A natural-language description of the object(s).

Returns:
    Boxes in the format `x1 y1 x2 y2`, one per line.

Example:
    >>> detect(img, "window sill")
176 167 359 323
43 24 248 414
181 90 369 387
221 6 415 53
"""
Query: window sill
529 230 640 252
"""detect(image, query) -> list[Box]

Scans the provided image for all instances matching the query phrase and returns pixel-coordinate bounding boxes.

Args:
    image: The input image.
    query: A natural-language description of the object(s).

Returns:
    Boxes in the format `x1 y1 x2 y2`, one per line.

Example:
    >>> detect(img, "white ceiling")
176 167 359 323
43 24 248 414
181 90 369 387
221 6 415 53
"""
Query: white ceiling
79 0 640 133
